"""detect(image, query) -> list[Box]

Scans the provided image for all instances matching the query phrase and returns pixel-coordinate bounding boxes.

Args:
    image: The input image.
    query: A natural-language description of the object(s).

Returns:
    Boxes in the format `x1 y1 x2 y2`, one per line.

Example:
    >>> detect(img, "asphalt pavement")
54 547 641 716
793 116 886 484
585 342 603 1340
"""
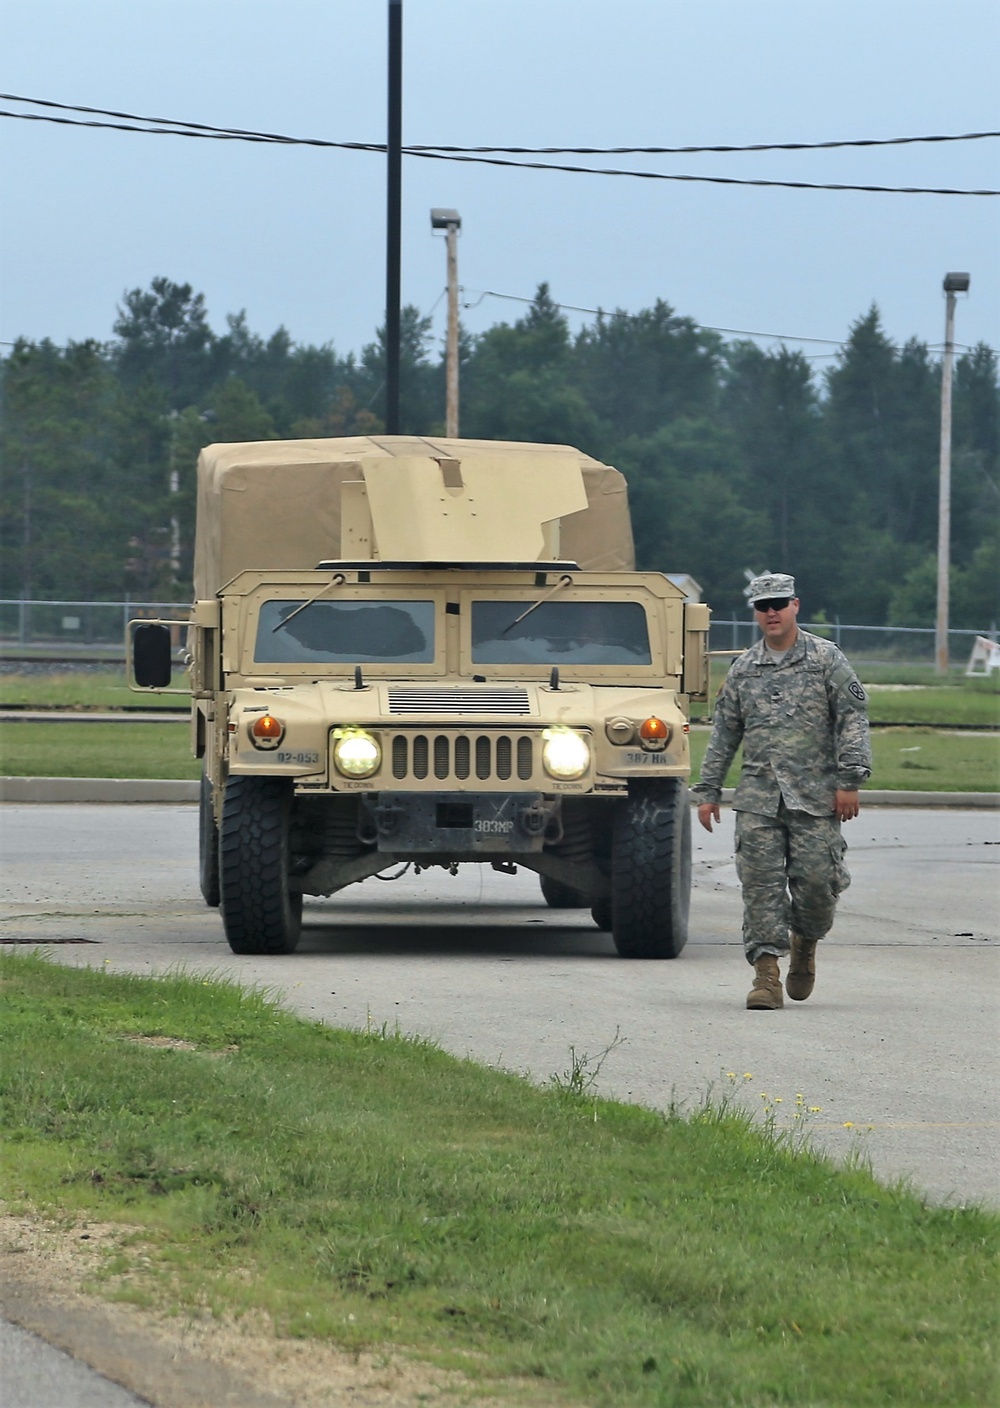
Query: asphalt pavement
0 1315 151 1408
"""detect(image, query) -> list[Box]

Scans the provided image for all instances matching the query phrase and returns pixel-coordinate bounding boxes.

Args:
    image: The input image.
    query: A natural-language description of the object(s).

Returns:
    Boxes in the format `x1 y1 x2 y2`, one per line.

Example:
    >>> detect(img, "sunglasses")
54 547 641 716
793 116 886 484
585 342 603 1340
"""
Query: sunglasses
754 598 792 613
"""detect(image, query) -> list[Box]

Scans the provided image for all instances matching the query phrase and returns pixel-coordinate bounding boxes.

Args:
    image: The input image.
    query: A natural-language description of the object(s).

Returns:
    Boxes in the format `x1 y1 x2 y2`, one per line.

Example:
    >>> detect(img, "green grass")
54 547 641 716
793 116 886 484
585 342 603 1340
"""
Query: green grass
868 728 1000 791
2 722 997 791
692 663 1000 727
0 722 199 780
689 728 999 793
863 684 1000 727
0 669 188 711
1 953 996 1408
4 665 999 725
855 662 1000 689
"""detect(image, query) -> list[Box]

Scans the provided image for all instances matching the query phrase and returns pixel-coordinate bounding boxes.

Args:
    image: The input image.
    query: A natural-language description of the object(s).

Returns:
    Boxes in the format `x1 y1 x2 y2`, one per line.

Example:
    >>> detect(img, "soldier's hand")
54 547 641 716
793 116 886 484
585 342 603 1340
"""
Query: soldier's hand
834 789 860 822
697 802 721 833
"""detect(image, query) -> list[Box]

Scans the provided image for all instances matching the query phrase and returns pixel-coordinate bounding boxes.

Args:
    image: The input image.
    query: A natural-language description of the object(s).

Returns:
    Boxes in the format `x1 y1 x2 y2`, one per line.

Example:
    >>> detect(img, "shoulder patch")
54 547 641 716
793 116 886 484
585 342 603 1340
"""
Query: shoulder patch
848 680 867 703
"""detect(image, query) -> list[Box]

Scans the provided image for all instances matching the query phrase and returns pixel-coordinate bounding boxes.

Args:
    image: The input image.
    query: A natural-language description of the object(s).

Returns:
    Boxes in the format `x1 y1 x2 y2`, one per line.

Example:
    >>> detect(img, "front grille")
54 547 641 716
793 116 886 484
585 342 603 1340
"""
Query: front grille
387 687 533 716
390 731 536 786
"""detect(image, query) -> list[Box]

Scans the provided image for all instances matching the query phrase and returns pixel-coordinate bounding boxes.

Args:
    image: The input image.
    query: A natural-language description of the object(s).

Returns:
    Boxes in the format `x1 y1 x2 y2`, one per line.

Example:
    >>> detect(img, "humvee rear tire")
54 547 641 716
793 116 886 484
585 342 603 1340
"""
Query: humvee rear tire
539 874 589 909
199 770 221 908
610 780 690 959
219 776 302 954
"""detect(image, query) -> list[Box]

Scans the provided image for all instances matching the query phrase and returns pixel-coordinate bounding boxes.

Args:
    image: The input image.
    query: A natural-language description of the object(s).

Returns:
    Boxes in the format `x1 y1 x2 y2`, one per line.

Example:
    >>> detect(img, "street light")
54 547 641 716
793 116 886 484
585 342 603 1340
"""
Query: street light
431 207 461 438
935 271 971 676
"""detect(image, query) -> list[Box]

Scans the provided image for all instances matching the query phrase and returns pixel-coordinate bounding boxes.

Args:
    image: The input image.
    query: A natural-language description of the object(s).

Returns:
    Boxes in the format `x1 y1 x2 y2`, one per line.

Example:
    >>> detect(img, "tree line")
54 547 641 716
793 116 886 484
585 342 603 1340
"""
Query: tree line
1 276 997 627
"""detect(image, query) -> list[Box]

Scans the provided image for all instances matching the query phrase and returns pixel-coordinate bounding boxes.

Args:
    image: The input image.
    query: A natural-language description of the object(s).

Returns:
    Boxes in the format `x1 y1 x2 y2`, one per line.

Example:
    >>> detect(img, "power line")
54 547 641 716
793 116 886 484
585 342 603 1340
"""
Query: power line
1 95 996 196
4 281 996 358
408 149 999 195
411 134 1000 154
4 94 997 154
464 289 854 346
458 290 998 357
0 92 372 146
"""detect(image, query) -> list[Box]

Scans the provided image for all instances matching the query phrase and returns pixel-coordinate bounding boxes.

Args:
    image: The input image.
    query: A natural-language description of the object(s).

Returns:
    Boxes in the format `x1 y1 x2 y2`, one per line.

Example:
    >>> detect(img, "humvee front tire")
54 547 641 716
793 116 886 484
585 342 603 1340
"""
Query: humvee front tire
539 874 589 909
199 769 221 908
219 776 302 954
610 780 690 959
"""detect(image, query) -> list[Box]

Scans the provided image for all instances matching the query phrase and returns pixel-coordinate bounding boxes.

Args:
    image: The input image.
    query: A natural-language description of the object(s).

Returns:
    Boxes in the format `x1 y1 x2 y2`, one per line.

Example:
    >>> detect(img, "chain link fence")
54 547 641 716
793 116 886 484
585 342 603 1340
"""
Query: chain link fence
1 599 192 656
709 618 997 676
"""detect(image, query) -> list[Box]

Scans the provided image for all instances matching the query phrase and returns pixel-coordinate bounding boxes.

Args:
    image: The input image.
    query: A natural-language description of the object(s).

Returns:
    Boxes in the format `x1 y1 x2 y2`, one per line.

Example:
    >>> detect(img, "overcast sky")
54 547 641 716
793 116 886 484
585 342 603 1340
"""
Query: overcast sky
1 0 997 368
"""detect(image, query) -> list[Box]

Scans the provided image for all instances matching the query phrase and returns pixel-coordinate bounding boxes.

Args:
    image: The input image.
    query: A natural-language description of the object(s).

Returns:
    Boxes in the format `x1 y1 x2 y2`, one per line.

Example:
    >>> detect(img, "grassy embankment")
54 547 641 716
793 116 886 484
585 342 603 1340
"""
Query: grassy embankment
4 666 1000 722
1 722 998 792
1 669 998 789
0 722 200 780
0 664 997 788
2 953 996 1408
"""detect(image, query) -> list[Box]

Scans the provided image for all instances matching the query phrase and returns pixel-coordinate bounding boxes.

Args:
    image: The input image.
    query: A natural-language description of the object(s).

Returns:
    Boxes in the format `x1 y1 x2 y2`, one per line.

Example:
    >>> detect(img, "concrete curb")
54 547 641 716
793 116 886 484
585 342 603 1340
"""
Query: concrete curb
0 777 199 803
1 777 997 808
851 789 999 808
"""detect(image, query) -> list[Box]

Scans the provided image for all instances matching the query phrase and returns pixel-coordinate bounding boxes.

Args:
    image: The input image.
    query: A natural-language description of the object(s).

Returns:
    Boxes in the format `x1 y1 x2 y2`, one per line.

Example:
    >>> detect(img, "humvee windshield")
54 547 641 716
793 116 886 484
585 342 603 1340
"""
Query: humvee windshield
471 600 651 665
255 600 435 664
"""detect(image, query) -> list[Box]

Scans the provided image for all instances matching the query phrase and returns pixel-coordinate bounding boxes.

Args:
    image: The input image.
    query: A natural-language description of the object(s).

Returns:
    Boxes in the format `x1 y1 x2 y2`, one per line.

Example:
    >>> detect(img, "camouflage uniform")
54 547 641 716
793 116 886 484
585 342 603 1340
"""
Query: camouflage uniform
691 629 872 964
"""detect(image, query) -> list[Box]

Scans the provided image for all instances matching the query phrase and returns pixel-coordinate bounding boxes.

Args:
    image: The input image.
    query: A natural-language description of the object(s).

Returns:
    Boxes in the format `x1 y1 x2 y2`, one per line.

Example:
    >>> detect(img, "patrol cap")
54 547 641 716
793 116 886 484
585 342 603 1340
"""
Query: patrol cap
747 571 796 604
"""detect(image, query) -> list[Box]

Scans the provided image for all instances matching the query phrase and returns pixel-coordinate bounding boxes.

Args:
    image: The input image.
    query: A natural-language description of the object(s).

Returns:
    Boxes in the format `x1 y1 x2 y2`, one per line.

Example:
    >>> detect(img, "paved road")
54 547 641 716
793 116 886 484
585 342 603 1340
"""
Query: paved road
2 801 997 1208
0 1316 150 1408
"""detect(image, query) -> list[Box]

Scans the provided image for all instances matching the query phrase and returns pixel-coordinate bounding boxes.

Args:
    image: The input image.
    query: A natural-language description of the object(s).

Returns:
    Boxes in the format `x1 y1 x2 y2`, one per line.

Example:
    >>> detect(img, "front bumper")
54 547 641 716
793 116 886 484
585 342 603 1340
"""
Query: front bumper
361 791 557 854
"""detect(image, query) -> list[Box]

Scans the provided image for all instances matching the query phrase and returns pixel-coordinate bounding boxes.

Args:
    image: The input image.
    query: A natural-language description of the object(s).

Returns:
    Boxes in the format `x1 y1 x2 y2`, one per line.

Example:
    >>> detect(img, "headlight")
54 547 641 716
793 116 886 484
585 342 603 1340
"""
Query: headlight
332 728 381 779
541 726 590 781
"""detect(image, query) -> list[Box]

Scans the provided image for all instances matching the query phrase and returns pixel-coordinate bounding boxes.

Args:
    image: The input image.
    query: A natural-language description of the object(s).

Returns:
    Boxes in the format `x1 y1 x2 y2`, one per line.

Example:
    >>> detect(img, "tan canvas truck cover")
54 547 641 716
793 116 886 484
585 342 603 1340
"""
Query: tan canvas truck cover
193 435 635 599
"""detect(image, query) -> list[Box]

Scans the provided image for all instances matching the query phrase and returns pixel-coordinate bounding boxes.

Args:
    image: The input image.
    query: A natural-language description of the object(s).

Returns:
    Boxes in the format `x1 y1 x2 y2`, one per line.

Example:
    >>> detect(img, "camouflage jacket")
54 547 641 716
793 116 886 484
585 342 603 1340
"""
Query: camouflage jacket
691 629 872 817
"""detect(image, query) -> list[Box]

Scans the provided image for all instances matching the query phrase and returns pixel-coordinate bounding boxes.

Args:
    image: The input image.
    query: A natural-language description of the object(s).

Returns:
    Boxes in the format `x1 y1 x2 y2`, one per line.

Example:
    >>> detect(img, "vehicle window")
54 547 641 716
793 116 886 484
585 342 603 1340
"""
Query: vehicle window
471 600 651 665
255 600 435 664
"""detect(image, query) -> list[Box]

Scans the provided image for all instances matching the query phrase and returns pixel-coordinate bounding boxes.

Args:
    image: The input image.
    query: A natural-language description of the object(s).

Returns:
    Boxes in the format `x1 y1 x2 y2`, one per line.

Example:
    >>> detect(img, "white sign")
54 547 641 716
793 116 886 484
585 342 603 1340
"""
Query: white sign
966 636 1000 676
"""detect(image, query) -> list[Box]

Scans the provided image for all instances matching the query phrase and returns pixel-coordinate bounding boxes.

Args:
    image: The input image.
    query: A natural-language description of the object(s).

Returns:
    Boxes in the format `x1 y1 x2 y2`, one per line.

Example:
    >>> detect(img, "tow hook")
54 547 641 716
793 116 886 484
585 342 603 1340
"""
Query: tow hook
519 801 550 836
375 800 404 835
367 799 404 838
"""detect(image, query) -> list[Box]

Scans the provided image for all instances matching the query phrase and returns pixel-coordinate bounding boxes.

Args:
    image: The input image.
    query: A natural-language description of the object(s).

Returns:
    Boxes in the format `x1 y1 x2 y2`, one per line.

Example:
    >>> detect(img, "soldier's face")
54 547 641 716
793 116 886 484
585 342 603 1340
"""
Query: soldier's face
754 596 799 649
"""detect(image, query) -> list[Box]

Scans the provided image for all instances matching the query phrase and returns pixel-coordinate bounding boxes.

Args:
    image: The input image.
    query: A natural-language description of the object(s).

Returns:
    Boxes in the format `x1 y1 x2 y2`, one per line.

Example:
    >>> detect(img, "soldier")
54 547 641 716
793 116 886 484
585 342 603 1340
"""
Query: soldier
691 572 872 1010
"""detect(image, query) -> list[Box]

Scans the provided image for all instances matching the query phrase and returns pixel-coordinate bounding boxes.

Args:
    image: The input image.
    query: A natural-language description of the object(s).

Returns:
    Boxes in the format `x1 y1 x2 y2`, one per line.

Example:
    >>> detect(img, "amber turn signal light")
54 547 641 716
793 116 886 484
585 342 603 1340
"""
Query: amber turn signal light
638 716 670 750
248 713 284 749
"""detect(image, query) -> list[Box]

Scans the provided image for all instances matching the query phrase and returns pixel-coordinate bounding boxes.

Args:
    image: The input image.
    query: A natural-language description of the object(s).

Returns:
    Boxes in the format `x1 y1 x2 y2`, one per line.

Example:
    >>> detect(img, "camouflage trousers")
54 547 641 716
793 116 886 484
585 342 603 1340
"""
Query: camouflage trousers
734 804 850 966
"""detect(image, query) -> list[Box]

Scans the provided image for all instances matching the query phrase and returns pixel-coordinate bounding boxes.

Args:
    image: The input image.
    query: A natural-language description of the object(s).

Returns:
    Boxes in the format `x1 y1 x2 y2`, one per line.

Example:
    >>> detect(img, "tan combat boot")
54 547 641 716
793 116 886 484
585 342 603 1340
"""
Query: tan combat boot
786 933 817 1001
746 955 783 1010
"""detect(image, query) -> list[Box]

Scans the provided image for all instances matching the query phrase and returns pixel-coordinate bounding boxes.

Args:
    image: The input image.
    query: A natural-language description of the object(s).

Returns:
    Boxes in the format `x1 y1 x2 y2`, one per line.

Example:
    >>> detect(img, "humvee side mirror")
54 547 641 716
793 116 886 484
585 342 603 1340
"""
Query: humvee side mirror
133 623 173 688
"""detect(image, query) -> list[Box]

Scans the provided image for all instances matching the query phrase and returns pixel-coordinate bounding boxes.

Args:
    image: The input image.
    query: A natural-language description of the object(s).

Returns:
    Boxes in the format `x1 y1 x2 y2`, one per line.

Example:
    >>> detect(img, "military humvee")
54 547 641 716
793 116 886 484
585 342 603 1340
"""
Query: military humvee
130 436 709 959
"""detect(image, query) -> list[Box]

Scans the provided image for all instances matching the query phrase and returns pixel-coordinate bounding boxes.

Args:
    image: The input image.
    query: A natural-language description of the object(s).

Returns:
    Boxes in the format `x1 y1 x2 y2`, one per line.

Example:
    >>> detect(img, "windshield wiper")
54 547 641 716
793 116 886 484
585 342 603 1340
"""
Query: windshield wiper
271 574 346 632
499 574 574 635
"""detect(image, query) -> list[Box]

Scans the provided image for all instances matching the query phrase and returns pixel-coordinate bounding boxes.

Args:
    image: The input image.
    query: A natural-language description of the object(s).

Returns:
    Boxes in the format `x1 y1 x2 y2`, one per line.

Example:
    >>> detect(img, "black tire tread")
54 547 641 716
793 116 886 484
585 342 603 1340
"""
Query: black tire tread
611 780 690 959
219 776 302 954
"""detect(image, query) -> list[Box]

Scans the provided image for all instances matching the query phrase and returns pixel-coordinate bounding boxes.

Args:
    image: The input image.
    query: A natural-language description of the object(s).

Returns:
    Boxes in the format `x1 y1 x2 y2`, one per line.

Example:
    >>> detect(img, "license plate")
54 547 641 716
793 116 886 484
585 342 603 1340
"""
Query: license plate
623 751 670 766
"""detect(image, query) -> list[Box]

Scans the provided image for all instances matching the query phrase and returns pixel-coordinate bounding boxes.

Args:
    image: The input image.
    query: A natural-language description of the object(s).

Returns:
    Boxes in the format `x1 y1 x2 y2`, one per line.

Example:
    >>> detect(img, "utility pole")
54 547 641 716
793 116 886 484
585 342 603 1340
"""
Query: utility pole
935 272 970 676
385 0 403 434
168 413 181 584
431 208 461 437
21 464 31 601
